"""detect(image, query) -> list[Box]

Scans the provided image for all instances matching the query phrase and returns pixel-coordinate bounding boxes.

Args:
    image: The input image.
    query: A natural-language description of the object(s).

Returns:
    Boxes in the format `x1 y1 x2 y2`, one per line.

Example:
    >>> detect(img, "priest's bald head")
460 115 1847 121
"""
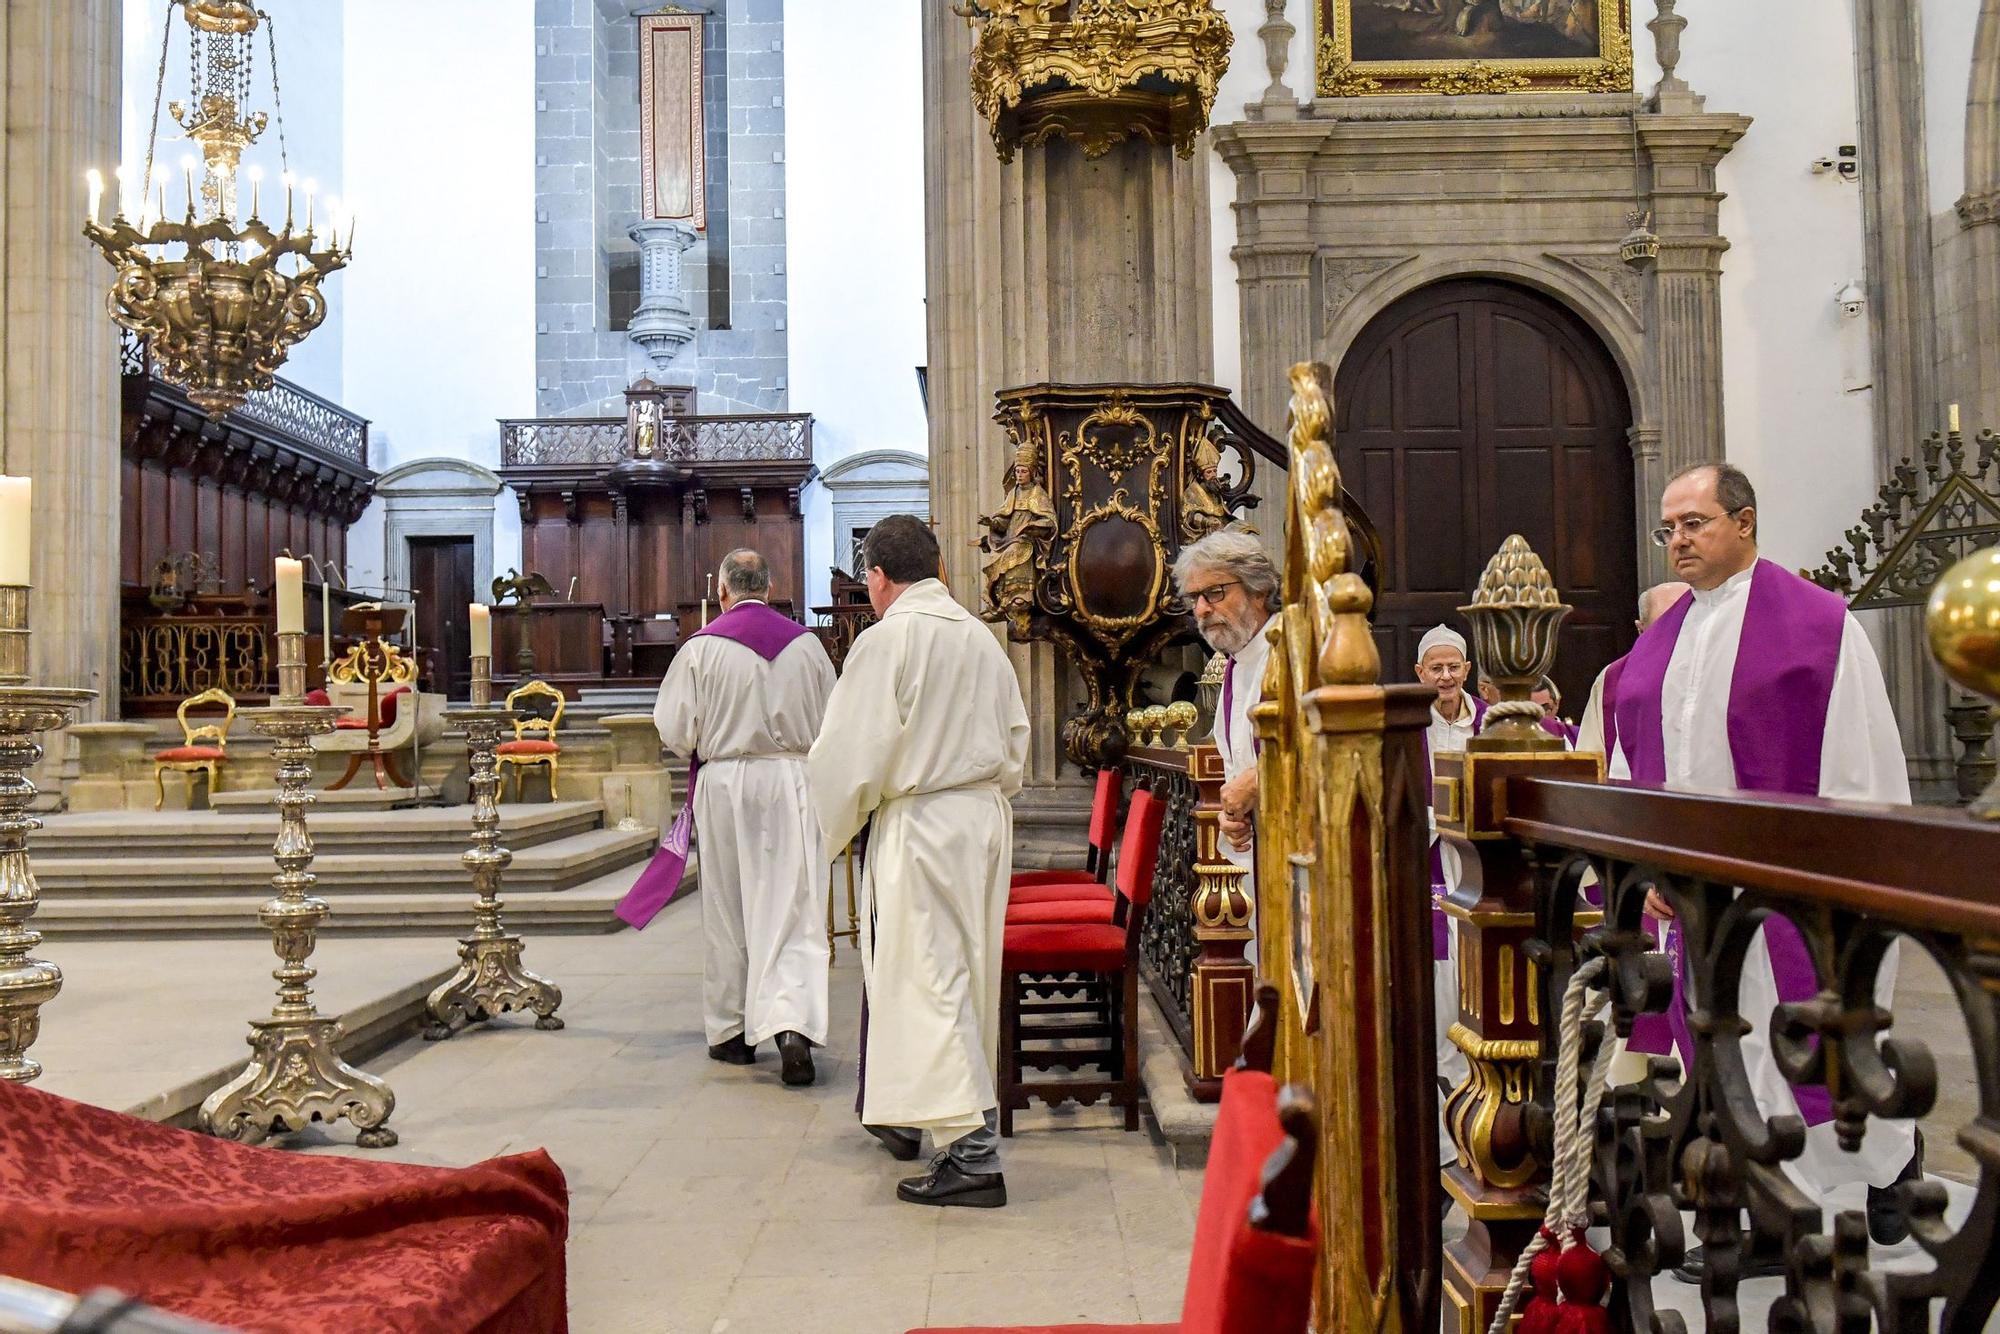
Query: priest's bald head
718 549 772 609
1658 463 1758 591
861 514 941 616
1173 527 1279 657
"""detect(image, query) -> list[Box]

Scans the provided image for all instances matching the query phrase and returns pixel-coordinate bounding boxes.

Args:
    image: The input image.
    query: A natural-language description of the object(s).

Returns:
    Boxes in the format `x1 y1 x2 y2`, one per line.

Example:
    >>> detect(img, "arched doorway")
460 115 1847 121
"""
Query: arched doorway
1334 278 1636 709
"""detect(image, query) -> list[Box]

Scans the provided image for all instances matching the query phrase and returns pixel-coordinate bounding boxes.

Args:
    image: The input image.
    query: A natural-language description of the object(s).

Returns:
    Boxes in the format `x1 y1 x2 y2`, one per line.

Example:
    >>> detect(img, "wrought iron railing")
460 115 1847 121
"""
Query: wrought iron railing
120 331 369 468
1491 777 2000 1330
1134 752 1201 1030
120 614 272 714
498 413 814 469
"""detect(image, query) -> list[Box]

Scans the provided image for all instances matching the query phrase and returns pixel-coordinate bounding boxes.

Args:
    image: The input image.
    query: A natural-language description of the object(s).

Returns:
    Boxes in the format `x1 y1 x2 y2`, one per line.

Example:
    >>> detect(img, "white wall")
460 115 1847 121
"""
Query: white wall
1205 0 1281 402
1923 0 1981 213
121 1 348 403
785 0 928 611
1638 0 1878 572
339 0 536 592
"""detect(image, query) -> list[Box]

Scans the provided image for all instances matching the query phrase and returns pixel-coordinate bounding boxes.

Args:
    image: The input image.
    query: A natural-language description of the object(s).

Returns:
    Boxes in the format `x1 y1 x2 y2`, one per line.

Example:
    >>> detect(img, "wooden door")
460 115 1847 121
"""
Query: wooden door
1334 279 1636 710
408 536 476 698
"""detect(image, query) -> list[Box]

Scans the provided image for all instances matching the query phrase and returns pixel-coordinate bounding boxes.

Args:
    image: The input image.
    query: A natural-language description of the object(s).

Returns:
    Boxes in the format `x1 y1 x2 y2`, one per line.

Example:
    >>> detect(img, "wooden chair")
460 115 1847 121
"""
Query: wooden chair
912 987 1319 1334
998 786 1165 1135
497 679 565 801
152 687 236 810
317 641 420 791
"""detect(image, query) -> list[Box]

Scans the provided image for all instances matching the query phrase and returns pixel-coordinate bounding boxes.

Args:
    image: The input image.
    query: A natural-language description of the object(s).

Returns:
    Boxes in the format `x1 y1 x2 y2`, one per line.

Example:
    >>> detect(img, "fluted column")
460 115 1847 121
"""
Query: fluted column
0 1 123 728
923 7 1213 790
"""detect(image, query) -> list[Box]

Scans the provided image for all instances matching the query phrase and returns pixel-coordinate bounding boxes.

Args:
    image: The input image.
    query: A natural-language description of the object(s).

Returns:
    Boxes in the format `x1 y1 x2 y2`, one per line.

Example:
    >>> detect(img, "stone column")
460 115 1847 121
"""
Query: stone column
627 219 700 381
0 1 123 729
1635 114 1750 482
923 8 1213 793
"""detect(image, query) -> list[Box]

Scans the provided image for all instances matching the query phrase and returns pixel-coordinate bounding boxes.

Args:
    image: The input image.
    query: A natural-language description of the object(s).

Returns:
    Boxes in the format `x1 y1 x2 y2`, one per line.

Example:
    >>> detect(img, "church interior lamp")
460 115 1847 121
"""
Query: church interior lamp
958 0 1233 162
83 0 349 419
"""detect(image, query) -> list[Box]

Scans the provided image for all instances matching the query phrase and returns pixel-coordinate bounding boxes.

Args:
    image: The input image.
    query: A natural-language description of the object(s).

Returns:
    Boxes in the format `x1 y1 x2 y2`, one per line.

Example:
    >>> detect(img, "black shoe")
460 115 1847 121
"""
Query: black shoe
776 1031 816 1086
896 1154 1008 1209
864 1124 922 1161
1671 1245 1786 1284
707 1035 756 1065
1868 1130 1925 1246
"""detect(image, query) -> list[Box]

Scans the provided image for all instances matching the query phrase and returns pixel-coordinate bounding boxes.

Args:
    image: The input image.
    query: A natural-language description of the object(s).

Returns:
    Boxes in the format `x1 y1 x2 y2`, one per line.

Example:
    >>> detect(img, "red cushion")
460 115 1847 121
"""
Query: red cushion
1087 765 1122 853
1011 868 1095 888
1003 921 1127 972
1179 1069 1304 1334
911 1327 1167 1333
1009 881 1113 906
333 717 371 730
378 685 407 728
1115 790 1166 908
304 688 331 706
1006 898 1116 926
154 746 224 762
1214 1225 1317 1334
497 739 560 756
0 1077 569 1334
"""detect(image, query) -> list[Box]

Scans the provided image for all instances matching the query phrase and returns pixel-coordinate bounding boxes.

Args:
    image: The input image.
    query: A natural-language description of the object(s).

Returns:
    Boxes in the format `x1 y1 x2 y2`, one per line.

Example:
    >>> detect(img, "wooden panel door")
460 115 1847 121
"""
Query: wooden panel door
409 536 476 698
1334 279 1636 710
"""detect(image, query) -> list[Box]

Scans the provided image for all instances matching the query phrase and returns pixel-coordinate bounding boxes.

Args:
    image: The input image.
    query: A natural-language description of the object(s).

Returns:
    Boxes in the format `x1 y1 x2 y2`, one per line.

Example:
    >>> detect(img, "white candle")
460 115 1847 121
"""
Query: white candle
1950 402 1961 435
86 169 104 226
469 603 492 658
274 557 304 635
0 478 30 586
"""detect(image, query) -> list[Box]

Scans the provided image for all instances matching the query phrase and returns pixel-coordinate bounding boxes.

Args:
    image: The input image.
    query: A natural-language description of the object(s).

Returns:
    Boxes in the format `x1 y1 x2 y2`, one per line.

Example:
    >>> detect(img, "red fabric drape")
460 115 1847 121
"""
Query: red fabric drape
0 1079 568 1334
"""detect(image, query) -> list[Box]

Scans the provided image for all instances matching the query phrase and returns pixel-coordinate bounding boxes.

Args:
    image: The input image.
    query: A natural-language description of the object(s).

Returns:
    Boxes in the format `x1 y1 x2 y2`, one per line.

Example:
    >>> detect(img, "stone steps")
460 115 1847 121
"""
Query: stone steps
33 800 610 856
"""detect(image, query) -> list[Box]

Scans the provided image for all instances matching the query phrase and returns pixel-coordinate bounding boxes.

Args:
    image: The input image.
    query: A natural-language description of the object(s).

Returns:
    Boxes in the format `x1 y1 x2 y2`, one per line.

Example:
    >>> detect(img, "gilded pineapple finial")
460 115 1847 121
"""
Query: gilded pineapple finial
1461 535 1570 751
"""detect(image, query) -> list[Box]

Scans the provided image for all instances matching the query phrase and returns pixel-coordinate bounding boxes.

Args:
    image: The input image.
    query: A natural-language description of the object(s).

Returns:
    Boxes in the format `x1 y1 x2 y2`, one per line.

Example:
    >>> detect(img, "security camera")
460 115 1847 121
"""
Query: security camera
1812 145 1860 182
1836 281 1866 318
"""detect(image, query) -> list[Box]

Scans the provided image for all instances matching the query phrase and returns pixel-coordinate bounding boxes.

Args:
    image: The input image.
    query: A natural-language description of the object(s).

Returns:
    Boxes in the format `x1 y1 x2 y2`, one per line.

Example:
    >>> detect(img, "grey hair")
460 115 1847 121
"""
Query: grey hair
719 548 772 598
1172 527 1280 613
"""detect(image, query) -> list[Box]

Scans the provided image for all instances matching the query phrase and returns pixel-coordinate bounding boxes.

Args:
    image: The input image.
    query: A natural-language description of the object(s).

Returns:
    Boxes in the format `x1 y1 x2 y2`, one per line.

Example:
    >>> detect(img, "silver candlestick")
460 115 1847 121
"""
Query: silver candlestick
199 631 397 1146
0 583 97 1085
424 656 563 1038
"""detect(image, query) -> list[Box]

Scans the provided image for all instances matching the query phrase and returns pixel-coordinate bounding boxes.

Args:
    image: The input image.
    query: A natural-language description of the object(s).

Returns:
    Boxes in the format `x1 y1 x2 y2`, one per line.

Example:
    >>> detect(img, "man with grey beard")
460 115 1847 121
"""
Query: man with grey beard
1171 528 1282 881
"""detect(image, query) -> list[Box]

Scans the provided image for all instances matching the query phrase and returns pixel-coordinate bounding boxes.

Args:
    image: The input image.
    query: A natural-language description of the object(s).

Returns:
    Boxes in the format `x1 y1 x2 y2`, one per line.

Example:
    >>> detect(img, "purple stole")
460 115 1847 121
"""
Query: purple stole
1423 694 1486 960
616 602 813 930
1609 560 1846 1123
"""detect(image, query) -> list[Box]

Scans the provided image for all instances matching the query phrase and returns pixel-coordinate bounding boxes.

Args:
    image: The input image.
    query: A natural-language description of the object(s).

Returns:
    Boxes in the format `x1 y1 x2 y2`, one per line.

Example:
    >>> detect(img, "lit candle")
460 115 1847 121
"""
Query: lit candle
274 556 304 635
0 478 30 586
282 170 296 233
247 164 263 219
85 168 104 226
302 177 316 234
469 603 492 658
1950 402 1962 435
181 155 197 218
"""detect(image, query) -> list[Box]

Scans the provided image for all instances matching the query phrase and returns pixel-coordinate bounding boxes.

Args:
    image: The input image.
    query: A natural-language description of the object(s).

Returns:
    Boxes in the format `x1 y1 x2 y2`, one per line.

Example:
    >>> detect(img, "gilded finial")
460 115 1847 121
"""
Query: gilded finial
1285 361 1377 688
1164 701 1198 748
1461 535 1571 751
1927 543 2000 816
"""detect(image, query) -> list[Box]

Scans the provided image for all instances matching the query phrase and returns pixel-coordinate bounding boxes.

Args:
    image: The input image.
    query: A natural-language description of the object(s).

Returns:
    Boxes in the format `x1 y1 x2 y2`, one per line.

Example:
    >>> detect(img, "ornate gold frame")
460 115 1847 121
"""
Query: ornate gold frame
1314 0 1633 97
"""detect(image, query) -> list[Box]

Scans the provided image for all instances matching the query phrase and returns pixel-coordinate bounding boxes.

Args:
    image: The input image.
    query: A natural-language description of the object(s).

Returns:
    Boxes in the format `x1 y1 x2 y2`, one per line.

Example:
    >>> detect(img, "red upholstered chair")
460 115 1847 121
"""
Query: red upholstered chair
999 786 1165 1135
910 991 1319 1334
151 688 235 810
0 1078 569 1333
1009 766 1123 905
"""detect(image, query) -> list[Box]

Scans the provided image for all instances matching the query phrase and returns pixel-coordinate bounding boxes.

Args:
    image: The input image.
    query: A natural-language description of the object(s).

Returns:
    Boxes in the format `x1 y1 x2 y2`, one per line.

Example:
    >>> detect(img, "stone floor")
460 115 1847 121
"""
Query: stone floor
276 899 1202 1333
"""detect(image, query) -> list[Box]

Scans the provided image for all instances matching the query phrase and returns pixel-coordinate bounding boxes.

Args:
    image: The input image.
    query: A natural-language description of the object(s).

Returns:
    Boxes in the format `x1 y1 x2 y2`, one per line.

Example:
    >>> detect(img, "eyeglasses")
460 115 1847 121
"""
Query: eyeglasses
1650 507 1747 547
1187 581 1240 608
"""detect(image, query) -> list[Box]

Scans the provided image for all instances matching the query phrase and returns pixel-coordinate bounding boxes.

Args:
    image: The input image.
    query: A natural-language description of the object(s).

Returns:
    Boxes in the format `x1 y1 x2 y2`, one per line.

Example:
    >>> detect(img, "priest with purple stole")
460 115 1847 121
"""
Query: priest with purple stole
654 548 835 1088
1606 462 1921 1274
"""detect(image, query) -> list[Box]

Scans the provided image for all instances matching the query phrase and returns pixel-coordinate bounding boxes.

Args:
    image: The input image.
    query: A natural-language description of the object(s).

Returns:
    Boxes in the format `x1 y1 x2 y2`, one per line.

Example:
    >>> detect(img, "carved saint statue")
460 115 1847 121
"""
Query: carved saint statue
633 398 658 457
1181 428 1232 540
976 439 1057 633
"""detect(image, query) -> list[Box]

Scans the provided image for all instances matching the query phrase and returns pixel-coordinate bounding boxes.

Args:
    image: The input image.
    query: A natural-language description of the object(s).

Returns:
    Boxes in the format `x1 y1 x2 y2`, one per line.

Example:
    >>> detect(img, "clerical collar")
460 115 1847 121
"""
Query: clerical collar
1691 562 1756 607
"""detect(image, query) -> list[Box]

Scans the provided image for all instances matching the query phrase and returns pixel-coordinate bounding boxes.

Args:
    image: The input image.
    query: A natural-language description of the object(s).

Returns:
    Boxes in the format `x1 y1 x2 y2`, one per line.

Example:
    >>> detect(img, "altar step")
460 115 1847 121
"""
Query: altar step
28 802 660 938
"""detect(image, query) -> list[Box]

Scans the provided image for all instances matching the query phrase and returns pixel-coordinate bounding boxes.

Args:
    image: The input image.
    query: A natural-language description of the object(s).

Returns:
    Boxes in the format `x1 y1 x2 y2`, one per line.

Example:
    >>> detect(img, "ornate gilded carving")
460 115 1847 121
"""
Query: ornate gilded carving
1421 61 1533 96
960 0 1234 161
977 437 1061 636
1460 535 1571 750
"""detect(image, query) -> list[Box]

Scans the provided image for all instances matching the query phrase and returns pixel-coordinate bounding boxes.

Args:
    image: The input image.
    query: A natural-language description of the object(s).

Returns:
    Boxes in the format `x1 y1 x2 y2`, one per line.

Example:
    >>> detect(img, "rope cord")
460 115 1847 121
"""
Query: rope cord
1484 955 1610 1334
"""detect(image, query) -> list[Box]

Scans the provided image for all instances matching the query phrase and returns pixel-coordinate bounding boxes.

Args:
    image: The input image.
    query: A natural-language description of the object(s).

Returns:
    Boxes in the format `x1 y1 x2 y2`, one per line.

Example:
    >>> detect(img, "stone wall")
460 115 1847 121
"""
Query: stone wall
534 0 787 418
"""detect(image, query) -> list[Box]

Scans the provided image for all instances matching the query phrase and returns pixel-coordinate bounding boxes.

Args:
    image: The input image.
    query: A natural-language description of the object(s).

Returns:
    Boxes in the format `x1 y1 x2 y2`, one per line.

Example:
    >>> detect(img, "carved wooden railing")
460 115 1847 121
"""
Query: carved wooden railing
498 413 813 470
120 612 271 715
1468 777 2000 1332
1129 739 1255 1102
123 331 370 471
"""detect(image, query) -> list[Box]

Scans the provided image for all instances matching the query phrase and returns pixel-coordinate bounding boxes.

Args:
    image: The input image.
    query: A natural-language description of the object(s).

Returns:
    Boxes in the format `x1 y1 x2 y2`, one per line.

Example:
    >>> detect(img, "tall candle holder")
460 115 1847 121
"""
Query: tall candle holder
199 630 397 1146
424 655 564 1038
0 585 98 1085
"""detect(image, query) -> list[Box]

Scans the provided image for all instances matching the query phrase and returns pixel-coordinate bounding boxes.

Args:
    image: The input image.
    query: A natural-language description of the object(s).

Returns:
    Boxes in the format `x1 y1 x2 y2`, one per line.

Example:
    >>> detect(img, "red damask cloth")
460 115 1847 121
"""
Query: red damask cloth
0 1079 569 1333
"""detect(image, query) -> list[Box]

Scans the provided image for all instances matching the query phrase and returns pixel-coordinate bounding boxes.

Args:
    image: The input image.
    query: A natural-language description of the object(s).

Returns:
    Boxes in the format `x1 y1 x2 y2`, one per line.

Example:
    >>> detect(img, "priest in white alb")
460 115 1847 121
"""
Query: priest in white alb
808 515 1030 1209
653 548 834 1087
1604 462 1922 1280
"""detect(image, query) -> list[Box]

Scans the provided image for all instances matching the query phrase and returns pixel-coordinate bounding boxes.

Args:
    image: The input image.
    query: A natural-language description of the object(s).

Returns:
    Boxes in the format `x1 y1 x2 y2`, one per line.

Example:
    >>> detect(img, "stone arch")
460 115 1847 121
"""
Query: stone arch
375 457 505 597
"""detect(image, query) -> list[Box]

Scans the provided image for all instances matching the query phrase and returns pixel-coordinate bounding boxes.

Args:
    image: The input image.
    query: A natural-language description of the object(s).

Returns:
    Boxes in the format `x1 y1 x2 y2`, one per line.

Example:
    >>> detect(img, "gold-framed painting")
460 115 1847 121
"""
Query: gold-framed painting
1315 0 1632 97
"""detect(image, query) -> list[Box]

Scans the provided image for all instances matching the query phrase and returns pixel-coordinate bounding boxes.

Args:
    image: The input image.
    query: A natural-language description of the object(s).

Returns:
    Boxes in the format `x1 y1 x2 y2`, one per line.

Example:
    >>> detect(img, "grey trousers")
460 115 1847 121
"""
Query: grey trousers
942 1108 1002 1175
